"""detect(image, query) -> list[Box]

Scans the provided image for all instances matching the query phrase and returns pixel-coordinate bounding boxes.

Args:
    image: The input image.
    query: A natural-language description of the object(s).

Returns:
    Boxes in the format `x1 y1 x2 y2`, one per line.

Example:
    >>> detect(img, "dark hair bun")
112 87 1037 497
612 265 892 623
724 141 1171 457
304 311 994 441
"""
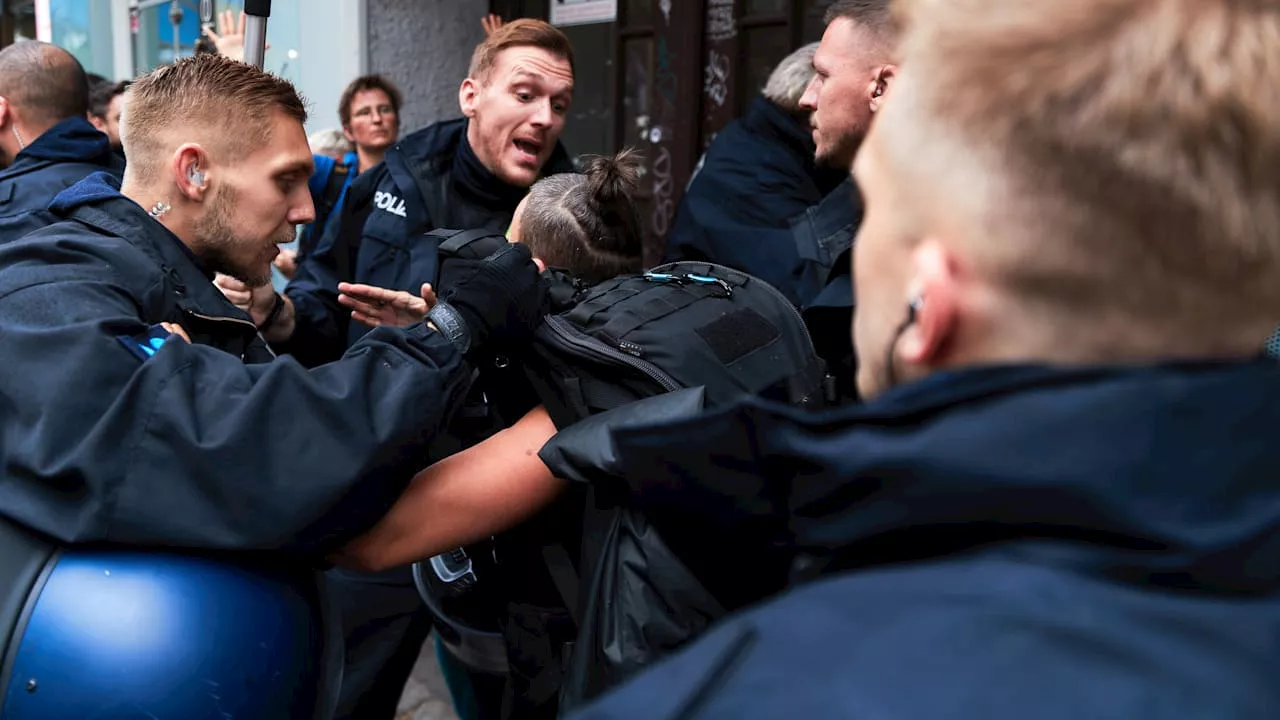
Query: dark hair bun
584 148 642 209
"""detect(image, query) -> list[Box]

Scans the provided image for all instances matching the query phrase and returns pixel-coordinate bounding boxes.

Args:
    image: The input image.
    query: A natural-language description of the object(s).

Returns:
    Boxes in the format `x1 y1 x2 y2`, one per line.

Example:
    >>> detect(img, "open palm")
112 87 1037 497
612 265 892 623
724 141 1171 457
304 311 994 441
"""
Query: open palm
203 10 270 62
338 282 437 329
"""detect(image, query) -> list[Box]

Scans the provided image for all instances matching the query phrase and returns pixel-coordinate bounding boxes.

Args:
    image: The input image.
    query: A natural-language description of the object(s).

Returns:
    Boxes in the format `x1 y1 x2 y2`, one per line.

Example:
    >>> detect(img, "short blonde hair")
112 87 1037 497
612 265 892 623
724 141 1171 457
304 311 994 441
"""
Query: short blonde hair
468 19 574 84
891 0 1280 354
122 54 307 184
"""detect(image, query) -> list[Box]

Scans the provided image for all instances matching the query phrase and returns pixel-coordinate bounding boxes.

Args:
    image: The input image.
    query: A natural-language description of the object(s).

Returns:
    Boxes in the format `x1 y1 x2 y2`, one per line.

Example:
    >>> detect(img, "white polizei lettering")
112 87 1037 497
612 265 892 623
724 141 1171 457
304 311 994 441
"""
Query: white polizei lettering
374 191 407 218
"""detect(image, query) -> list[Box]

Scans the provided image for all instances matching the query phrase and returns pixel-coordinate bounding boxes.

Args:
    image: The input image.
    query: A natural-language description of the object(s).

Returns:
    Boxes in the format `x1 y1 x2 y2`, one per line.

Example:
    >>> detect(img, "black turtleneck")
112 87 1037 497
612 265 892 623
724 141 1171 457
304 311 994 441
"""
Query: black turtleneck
453 126 528 213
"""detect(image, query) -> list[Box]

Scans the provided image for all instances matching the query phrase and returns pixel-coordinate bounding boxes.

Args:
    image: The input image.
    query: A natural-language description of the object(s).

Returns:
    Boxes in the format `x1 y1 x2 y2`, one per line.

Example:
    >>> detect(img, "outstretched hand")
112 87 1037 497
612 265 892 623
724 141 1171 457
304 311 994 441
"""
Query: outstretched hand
481 13 505 36
203 10 271 62
339 282 437 329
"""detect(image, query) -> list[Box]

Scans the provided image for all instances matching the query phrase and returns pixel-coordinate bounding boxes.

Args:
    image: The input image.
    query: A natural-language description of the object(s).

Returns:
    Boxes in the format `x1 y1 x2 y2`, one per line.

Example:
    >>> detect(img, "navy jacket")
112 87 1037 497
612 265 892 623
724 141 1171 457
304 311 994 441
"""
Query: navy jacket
0 116 123 242
665 97 847 306
0 173 471 555
284 118 574 367
571 361 1280 719
795 177 861 402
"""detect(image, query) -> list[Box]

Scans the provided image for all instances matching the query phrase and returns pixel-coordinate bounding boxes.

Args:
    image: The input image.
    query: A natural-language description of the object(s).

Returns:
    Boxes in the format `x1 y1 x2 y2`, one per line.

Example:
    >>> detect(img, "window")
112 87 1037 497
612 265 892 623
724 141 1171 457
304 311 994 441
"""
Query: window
740 23 792 103
211 0 300 85
131 1 204 73
48 0 115 76
745 0 786 14
558 21 616 162
3 0 38 46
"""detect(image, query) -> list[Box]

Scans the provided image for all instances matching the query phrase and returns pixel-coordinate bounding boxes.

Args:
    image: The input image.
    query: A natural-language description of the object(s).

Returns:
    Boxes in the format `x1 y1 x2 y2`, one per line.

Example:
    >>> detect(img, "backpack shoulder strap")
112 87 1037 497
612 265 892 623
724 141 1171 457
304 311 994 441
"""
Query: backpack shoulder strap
298 163 350 260
320 162 349 211
540 542 581 627
429 227 507 257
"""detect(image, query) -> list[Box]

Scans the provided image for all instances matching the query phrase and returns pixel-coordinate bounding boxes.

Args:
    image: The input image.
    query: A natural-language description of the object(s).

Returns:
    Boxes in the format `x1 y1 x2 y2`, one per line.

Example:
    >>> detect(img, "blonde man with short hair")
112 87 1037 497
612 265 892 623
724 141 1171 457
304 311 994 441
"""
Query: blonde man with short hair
786 0 899 403
553 1 1280 717
0 53 547 711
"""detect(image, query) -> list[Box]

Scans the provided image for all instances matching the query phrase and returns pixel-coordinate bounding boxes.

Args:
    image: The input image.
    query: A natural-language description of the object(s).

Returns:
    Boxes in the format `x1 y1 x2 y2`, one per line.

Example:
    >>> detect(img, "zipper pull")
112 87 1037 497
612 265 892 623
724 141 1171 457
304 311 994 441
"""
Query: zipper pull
164 267 187 297
617 340 644 358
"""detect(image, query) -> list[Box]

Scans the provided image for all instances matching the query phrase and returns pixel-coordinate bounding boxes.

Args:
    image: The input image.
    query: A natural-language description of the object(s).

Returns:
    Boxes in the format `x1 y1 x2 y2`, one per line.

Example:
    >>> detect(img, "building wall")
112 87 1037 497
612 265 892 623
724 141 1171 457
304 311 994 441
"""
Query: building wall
367 0 487 133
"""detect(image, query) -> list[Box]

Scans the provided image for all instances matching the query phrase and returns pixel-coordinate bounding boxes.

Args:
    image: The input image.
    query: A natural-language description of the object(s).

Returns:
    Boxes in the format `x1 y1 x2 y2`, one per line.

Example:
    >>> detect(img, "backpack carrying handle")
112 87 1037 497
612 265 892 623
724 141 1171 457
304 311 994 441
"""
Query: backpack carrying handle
643 271 734 298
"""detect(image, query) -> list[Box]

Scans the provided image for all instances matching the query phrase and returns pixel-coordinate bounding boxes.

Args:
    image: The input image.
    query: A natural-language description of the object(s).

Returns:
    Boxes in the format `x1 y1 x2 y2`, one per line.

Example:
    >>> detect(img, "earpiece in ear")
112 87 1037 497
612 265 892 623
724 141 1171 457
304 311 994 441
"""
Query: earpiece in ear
188 167 205 186
906 295 924 324
872 83 885 98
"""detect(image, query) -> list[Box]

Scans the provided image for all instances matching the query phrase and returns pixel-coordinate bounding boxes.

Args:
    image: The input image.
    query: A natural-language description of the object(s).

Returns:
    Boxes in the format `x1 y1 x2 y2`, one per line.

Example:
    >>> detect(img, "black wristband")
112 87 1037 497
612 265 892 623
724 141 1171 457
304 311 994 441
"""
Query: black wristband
257 292 286 331
427 301 471 355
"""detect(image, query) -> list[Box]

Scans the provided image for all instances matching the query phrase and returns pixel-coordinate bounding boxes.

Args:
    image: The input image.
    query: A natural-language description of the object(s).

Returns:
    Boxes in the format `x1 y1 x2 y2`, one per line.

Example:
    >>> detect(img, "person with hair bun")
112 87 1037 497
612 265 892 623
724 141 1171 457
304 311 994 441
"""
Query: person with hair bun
513 148 644 283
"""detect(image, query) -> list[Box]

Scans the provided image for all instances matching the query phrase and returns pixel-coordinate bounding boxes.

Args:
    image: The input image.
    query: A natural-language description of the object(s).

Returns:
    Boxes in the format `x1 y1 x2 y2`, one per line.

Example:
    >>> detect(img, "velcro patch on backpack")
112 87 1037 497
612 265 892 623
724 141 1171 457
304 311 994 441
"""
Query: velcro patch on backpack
695 307 781 365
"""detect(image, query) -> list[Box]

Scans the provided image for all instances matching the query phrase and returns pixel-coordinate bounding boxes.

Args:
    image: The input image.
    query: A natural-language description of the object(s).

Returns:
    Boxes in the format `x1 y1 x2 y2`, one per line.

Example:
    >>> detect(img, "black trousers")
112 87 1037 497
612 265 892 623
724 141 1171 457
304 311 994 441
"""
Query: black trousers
325 566 435 720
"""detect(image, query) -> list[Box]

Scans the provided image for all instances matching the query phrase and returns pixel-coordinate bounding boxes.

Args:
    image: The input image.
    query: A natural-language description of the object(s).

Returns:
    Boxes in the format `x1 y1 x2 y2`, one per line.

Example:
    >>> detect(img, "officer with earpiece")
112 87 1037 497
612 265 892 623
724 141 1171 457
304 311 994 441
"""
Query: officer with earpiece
0 52 547 720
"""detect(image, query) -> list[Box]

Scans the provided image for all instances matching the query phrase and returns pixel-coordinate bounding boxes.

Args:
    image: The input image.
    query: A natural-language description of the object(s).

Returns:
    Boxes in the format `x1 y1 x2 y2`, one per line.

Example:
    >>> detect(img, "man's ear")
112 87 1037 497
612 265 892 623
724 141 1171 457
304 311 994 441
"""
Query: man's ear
0 97 12 129
897 239 960 368
869 64 896 113
458 77 480 118
172 143 210 201
341 124 355 144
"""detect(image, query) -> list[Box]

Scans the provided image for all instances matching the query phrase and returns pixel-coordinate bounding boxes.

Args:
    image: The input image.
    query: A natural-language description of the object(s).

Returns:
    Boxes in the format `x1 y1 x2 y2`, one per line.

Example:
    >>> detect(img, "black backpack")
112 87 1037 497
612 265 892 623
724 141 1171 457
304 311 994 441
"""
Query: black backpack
522 261 828 710
414 234 829 712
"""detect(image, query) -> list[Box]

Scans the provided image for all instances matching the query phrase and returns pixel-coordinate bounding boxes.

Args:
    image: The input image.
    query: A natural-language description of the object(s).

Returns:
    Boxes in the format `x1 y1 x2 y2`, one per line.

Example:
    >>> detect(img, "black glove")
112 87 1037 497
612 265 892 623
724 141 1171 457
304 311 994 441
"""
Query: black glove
427 243 547 357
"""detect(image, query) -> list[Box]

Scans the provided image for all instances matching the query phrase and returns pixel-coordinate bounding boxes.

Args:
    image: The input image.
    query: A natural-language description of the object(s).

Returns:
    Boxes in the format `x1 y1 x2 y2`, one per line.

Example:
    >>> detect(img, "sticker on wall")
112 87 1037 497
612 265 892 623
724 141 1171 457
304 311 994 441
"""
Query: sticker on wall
550 0 618 27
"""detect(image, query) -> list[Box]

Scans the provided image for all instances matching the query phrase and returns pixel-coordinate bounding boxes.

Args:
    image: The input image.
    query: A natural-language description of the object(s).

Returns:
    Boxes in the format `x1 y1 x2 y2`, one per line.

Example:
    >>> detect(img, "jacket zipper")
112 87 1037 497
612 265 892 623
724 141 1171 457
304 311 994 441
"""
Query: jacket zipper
181 309 277 359
542 315 682 392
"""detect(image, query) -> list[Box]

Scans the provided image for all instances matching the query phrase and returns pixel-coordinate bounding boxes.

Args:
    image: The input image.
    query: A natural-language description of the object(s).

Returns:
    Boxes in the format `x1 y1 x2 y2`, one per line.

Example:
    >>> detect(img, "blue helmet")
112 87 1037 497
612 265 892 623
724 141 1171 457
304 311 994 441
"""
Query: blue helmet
0 546 340 719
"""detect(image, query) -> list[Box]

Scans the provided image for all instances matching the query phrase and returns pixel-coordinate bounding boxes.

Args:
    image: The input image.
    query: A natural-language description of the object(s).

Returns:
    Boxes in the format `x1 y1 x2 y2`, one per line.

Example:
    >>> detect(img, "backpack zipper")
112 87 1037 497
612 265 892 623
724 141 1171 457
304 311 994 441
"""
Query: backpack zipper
542 315 682 392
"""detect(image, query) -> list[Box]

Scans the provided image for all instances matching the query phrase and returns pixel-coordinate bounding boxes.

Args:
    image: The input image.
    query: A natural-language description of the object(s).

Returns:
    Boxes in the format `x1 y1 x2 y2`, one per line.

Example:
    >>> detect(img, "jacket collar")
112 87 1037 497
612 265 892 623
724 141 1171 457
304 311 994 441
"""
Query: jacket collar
382 117 575 232
615 361 1280 593
0 117 115 180
741 97 847 196
742 98 813 167
49 173 253 322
